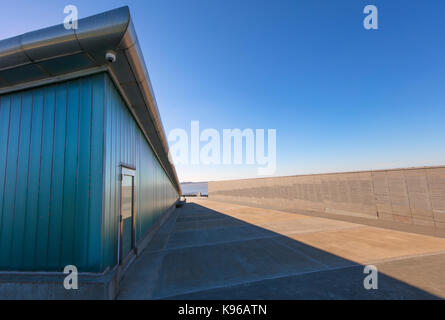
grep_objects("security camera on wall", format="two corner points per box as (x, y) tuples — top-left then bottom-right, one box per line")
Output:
(105, 50), (117, 63)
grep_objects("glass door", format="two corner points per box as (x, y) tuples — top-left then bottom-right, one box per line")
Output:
(119, 166), (135, 264)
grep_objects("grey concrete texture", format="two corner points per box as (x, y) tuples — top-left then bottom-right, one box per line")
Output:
(208, 166), (445, 232)
(117, 199), (445, 300)
(0, 267), (119, 300)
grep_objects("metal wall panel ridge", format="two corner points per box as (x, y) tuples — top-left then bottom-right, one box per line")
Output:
(0, 73), (105, 271)
(101, 74), (178, 270)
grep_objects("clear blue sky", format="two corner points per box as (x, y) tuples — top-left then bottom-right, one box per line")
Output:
(1, 0), (444, 182)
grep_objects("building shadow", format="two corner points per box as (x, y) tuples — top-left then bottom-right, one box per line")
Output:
(119, 201), (442, 300)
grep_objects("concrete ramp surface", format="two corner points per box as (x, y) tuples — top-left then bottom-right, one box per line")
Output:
(118, 199), (445, 299)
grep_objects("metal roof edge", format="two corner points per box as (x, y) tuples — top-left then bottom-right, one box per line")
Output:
(0, 6), (181, 194)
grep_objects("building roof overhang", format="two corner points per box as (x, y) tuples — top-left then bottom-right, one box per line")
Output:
(0, 6), (181, 194)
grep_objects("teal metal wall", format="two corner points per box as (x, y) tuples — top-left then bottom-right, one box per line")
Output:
(0, 72), (178, 272)
(101, 74), (178, 270)
(0, 74), (105, 272)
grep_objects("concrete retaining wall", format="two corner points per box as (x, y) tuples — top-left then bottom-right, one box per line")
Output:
(209, 166), (445, 231)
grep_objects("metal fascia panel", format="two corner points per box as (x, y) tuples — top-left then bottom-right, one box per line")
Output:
(21, 24), (81, 62)
(75, 6), (130, 64)
(0, 35), (30, 70)
(0, 6), (181, 194)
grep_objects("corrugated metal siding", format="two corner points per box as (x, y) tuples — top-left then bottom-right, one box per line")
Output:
(0, 71), (178, 272)
(0, 74), (105, 272)
(102, 74), (178, 269)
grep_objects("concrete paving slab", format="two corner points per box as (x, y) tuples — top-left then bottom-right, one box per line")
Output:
(375, 252), (445, 298)
(165, 262), (440, 300)
(151, 237), (325, 299)
(223, 211), (309, 225)
(178, 209), (222, 218)
(176, 214), (228, 223)
(118, 199), (445, 299)
(271, 237), (357, 269)
(166, 225), (273, 250)
(286, 226), (445, 264)
(117, 250), (166, 299)
(258, 216), (364, 235)
(173, 217), (246, 233)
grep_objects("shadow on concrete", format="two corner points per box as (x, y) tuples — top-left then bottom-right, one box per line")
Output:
(118, 202), (441, 300)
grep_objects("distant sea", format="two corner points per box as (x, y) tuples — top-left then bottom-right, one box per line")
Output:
(180, 182), (208, 195)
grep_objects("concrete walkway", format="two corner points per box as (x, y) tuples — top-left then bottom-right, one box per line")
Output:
(118, 199), (445, 299)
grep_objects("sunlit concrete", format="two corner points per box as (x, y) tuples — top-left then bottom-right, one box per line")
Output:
(118, 198), (445, 299)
